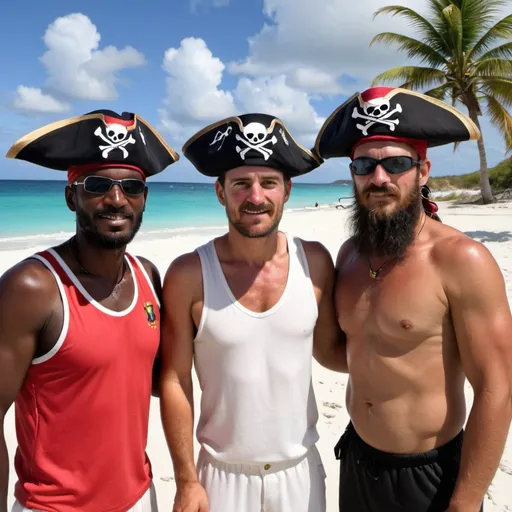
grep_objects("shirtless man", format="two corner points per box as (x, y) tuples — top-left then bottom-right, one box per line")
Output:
(1, 110), (178, 512)
(315, 86), (512, 511)
(159, 114), (345, 512)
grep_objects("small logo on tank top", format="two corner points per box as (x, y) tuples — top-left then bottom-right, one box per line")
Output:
(143, 302), (158, 329)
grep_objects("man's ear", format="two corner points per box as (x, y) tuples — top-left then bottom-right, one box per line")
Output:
(284, 178), (292, 204)
(64, 185), (77, 212)
(419, 159), (431, 187)
(215, 179), (226, 206)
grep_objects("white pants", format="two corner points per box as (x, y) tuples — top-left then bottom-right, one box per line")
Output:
(197, 446), (326, 512)
(12, 482), (158, 512)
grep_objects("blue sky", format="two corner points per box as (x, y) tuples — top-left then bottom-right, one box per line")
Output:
(0, 0), (510, 183)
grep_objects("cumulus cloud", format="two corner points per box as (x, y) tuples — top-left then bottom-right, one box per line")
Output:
(12, 86), (71, 114)
(12, 13), (145, 114)
(228, 0), (426, 93)
(234, 76), (324, 138)
(159, 37), (236, 137)
(159, 38), (324, 144)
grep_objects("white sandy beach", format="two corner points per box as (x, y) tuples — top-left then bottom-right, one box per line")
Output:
(2, 200), (512, 511)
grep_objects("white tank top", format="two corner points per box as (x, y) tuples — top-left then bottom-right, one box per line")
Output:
(194, 233), (320, 464)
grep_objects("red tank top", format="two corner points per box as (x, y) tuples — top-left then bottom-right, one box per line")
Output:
(14, 249), (160, 512)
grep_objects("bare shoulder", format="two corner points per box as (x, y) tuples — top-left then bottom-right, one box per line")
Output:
(335, 236), (357, 269)
(1, 257), (57, 296)
(162, 250), (203, 298)
(430, 224), (502, 292)
(300, 239), (334, 266)
(135, 255), (161, 285)
(299, 239), (335, 291)
(0, 257), (58, 322)
(136, 255), (160, 279)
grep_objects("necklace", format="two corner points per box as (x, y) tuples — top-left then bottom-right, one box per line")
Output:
(368, 214), (427, 279)
(67, 237), (126, 299)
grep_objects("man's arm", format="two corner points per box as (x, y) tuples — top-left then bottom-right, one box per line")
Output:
(0, 261), (56, 512)
(160, 253), (208, 511)
(442, 238), (512, 511)
(137, 256), (163, 397)
(303, 241), (348, 372)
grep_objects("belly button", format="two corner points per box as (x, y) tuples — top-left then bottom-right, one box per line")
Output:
(400, 320), (412, 329)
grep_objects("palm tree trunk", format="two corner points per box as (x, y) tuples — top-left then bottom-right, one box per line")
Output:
(465, 94), (494, 204)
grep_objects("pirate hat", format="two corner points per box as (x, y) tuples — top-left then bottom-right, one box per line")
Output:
(182, 113), (321, 178)
(6, 110), (179, 180)
(314, 87), (480, 160)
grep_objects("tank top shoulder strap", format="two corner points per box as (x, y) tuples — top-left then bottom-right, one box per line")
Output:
(29, 249), (75, 288)
(196, 240), (218, 305)
(282, 233), (317, 311)
(290, 235), (312, 278)
(25, 249), (71, 365)
(195, 239), (234, 313)
(126, 253), (160, 308)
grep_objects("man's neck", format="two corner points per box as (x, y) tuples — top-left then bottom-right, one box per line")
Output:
(224, 229), (285, 267)
(71, 233), (126, 279)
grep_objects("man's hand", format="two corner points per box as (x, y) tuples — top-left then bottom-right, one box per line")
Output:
(173, 481), (209, 512)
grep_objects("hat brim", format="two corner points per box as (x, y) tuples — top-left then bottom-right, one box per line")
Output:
(6, 111), (179, 178)
(183, 115), (321, 178)
(315, 88), (480, 160)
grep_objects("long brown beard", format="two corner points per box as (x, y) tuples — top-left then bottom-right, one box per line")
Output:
(349, 184), (422, 260)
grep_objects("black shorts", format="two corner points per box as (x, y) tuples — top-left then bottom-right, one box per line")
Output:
(334, 422), (483, 512)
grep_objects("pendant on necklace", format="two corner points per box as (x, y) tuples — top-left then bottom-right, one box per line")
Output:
(369, 269), (378, 279)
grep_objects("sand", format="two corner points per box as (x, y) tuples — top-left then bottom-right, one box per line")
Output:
(2, 200), (512, 511)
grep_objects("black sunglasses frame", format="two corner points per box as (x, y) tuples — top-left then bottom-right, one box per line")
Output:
(350, 156), (424, 176)
(72, 176), (146, 197)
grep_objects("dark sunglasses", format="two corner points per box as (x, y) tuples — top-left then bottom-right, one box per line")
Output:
(350, 156), (424, 176)
(72, 176), (146, 196)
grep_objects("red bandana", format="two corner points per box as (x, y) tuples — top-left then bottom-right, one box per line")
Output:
(67, 164), (146, 184)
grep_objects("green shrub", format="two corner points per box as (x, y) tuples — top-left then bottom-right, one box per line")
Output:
(429, 158), (512, 192)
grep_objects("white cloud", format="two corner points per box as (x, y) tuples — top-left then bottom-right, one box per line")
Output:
(234, 75), (324, 138)
(159, 38), (323, 144)
(285, 68), (346, 95)
(11, 13), (146, 113)
(41, 13), (145, 101)
(159, 37), (236, 138)
(12, 86), (71, 114)
(228, 0), (426, 92)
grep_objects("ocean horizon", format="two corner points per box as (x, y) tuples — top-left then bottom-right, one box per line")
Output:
(0, 180), (353, 250)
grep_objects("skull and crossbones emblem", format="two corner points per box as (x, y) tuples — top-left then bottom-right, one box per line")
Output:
(352, 98), (403, 136)
(94, 123), (136, 159)
(235, 122), (278, 161)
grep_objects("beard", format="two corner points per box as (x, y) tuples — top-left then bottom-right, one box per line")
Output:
(76, 206), (143, 249)
(227, 200), (283, 238)
(349, 181), (422, 260)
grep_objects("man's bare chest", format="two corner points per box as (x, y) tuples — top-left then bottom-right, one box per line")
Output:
(336, 257), (448, 351)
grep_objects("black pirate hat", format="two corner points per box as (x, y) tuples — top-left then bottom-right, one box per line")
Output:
(182, 113), (321, 178)
(314, 87), (480, 160)
(6, 110), (179, 179)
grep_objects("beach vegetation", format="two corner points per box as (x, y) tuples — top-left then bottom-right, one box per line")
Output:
(370, 0), (512, 204)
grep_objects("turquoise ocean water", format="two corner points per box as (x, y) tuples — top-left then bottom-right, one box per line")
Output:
(0, 180), (353, 249)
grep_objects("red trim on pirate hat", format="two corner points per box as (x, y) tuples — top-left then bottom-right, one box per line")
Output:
(67, 164), (146, 184)
(351, 136), (428, 160)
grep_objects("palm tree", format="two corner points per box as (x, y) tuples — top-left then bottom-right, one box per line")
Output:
(370, 0), (512, 203)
